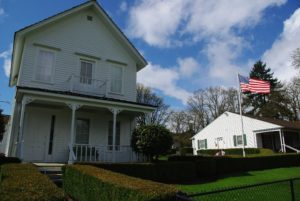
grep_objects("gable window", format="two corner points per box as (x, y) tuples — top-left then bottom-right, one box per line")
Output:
(80, 60), (93, 85)
(198, 139), (207, 149)
(108, 121), (120, 150)
(35, 49), (55, 82)
(110, 65), (123, 94)
(75, 119), (90, 144)
(233, 134), (247, 146)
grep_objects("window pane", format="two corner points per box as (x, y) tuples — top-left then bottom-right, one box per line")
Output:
(36, 50), (54, 82)
(80, 61), (93, 84)
(110, 66), (122, 93)
(75, 119), (90, 144)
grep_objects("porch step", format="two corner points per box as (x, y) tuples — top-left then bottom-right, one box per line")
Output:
(33, 163), (65, 187)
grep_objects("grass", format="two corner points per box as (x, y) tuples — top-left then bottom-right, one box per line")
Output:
(178, 167), (300, 201)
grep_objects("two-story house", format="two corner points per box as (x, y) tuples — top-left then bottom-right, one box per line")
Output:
(4, 1), (155, 164)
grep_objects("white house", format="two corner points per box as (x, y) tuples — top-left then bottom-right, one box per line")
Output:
(192, 112), (300, 155)
(4, 1), (155, 163)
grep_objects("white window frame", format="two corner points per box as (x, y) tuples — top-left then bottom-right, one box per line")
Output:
(109, 64), (124, 95)
(33, 47), (56, 84)
(198, 139), (206, 149)
(79, 59), (95, 85)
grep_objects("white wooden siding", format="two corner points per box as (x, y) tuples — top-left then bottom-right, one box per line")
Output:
(18, 8), (138, 102)
(22, 105), (132, 162)
(192, 112), (282, 153)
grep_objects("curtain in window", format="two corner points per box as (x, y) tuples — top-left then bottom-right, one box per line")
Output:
(36, 50), (54, 82)
(75, 119), (90, 144)
(80, 61), (93, 84)
(110, 65), (122, 93)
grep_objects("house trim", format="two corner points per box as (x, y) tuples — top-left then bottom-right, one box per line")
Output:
(33, 43), (61, 51)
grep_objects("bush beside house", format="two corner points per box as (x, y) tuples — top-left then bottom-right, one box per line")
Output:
(0, 154), (21, 165)
(0, 164), (65, 201)
(63, 165), (178, 201)
(197, 148), (273, 156)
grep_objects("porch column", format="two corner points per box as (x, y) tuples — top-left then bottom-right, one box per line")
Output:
(281, 129), (286, 153)
(109, 108), (121, 163)
(67, 103), (81, 164)
(279, 129), (284, 153)
(18, 96), (34, 160)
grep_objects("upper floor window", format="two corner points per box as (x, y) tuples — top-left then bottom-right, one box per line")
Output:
(80, 60), (93, 85)
(35, 49), (55, 82)
(110, 65), (123, 94)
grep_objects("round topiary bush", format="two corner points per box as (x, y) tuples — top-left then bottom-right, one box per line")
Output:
(131, 125), (173, 161)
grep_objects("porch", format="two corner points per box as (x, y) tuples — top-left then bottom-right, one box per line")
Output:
(256, 128), (300, 153)
(7, 88), (155, 163)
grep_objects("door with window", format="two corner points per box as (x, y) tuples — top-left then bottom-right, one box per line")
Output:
(108, 121), (120, 150)
(76, 60), (94, 93)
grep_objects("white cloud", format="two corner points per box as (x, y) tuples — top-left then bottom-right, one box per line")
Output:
(178, 57), (200, 77)
(263, 8), (300, 81)
(0, 44), (13, 77)
(137, 61), (192, 104)
(0, 8), (4, 16)
(119, 1), (127, 12)
(128, 0), (287, 84)
(127, 0), (187, 47)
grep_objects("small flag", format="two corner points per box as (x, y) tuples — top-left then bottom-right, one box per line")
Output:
(238, 74), (250, 92)
(249, 78), (270, 94)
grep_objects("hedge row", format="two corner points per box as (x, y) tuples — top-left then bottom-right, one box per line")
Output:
(0, 164), (65, 201)
(82, 161), (197, 183)
(63, 165), (178, 201)
(0, 155), (21, 165)
(169, 154), (300, 178)
(197, 148), (258, 156)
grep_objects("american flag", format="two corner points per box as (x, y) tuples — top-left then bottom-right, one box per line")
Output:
(238, 74), (270, 94)
(249, 78), (270, 94)
(238, 74), (250, 92)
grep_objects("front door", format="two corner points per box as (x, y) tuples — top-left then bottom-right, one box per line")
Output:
(44, 115), (56, 162)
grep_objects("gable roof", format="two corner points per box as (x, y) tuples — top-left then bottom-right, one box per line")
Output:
(9, 0), (147, 86)
(193, 111), (300, 138)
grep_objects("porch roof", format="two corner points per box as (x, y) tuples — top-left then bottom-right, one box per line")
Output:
(17, 86), (156, 113)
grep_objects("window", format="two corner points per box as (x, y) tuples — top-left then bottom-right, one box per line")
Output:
(198, 139), (207, 149)
(35, 49), (55, 82)
(80, 60), (93, 85)
(75, 119), (90, 144)
(108, 121), (120, 150)
(233, 134), (247, 146)
(110, 65), (123, 93)
(48, 116), (56, 155)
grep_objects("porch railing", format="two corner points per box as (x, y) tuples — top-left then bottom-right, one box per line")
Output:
(284, 144), (300, 153)
(67, 75), (107, 96)
(72, 144), (146, 163)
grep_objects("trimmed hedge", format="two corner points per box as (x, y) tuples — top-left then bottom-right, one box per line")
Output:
(81, 161), (197, 183)
(169, 154), (300, 179)
(180, 147), (194, 155)
(63, 165), (178, 201)
(197, 148), (272, 156)
(0, 155), (21, 165)
(0, 164), (65, 201)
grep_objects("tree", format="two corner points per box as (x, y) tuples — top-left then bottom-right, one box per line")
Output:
(292, 48), (300, 70)
(136, 84), (171, 126)
(285, 77), (300, 120)
(131, 124), (173, 161)
(243, 60), (293, 120)
(0, 109), (5, 142)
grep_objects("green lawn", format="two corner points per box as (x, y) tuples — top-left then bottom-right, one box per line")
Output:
(178, 167), (300, 201)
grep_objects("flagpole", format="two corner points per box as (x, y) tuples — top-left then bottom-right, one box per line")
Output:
(237, 73), (246, 157)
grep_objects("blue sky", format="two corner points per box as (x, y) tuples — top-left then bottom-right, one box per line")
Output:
(0, 0), (300, 114)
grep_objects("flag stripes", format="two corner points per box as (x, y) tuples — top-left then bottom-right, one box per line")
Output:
(238, 74), (270, 94)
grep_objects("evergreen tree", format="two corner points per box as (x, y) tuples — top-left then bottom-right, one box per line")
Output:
(243, 61), (293, 120)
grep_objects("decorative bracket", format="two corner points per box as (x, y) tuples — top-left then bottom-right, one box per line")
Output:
(108, 108), (122, 115)
(66, 103), (82, 111)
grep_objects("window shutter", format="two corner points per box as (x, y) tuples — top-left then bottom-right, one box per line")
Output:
(205, 139), (207, 149)
(243, 134), (247, 146)
(233, 135), (237, 146)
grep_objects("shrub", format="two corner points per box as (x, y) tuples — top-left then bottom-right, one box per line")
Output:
(0, 164), (65, 201)
(169, 154), (300, 179)
(197, 148), (272, 156)
(63, 165), (178, 201)
(131, 125), (173, 161)
(0, 155), (21, 165)
(81, 161), (197, 183)
(179, 147), (194, 155)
